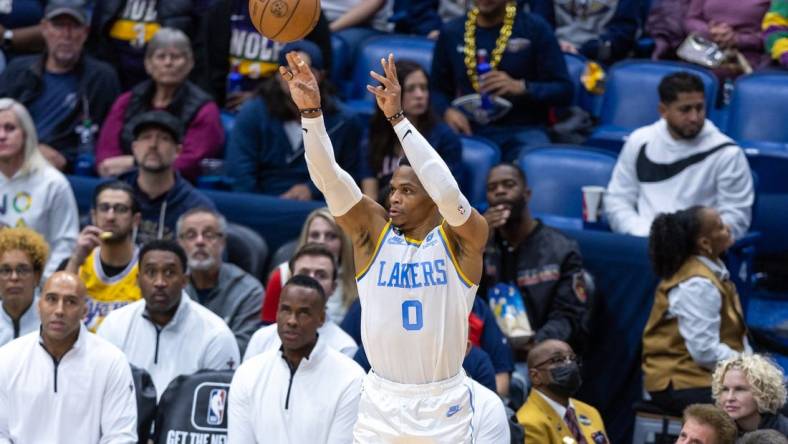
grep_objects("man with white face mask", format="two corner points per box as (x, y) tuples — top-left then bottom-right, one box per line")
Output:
(177, 207), (263, 355)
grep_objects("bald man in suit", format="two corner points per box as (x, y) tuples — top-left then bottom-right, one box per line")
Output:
(516, 339), (608, 443)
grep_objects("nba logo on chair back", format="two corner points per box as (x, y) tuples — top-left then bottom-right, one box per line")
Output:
(191, 382), (231, 431)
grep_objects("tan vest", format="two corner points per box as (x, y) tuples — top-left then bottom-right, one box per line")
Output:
(642, 257), (746, 391)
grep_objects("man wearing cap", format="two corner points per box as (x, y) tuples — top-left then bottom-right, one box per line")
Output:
(226, 40), (361, 200)
(0, 0), (121, 173)
(119, 110), (216, 244)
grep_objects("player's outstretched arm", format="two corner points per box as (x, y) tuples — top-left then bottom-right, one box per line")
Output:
(367, 54), (489, 283)
(279, 52), (388, 268)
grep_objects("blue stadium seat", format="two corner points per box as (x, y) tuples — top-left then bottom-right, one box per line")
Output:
(517, 145), (617, 218)
(330, 33), (351, 90)
(587, 60), (718, 151)
(726, 72), (788, 151)
(344, 35), (435, 118)
(562, 52), (602, 116)
(460, 136), (501, 208)
(744, 148), (788, 254)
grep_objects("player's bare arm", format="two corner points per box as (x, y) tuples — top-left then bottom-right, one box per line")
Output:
(279, 52), (388, 271)
(368, 54), (489, 283)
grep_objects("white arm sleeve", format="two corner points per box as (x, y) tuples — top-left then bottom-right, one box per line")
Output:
(392, 118), (471, 227)
(715, 147), (754, 240)
(302, 115), (362, 217)
(668, 278), (740, 369)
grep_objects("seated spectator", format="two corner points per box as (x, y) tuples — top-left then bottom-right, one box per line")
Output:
(678, 404), (738, 444)
(261, 208), (357, 325)
(605, 72), (754, 240)
(517, 339), (609, 443)
(642, 206), (751, 416)
(646, 0), (692, 60)
(227, 40), (361, 199)
(323, 0), (391, 57)
(712, 354), (788, 436)
(88, 0), (212, 89)
(361, 60), (462, 204)
(763, 0), (788, 68)
(199, 0), (332, 110)
(228, 275), (365, 443)
(0, 227), (48, 346)
(246, 243), (358, 360)
(431, 0), (573, 162)
(528, 0), (639, 64)
(63, 181), (142, 332)
(0, 1), (121, 173)
(482, 164), (588, 358)
(97, 240), (239, 399)
(0, 98), (78, 278)
(685, 0), (771, 77)
(740, 429), (788, 444)
(0, 272), (138, 443)
(116, 110), (216, 244)
(96, 28), (223, 182)
(0, 0), (45, 59)
(389, 0), (442, 37)
(177, 207), (263, 355)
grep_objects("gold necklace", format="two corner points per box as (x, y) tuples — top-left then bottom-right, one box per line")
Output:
(464, 2), (517, 92)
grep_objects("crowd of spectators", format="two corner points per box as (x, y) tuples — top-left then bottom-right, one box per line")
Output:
(1, 0), (787, 442)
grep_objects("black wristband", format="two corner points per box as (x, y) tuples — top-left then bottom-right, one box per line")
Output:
(386, 110), (405, 122)
(299, 108), (321, 116)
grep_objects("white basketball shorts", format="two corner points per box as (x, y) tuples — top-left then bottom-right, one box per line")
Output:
(353, 370), (476, 444)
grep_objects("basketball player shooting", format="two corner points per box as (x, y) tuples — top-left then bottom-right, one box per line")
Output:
(279, 51), (489, 442)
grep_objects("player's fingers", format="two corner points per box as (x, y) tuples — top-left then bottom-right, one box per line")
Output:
(370, 70), (395, 90)
(388, 53), (398, 82)
(366, 84), (388, 98)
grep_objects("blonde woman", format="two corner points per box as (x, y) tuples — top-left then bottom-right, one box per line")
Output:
(713, 354), (788, 436)
(260, 208), (357, 324)
(0, 98), (78, 279)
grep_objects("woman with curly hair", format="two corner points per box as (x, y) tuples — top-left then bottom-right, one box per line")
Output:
(642, 206), (751, 415)
(0, 227), (49, 346)
(713, 354), (788, 436)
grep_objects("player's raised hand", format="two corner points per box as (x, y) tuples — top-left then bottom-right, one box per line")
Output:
(367, 53), (402, 119)
(279, 51), (321, 111)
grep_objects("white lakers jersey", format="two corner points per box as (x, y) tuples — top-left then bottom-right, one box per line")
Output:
(356, 221), (477, 385)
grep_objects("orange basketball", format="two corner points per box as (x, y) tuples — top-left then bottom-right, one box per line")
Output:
(248, 0), (321, 43)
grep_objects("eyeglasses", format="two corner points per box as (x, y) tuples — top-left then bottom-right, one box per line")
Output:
(179, 230), (223, 242)
(0, 265), (34, 279)
(532, 354), (580, 369)
(96, 203), (131, 214)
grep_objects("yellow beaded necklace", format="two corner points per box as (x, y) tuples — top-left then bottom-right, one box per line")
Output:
(463, 2), (517, 92)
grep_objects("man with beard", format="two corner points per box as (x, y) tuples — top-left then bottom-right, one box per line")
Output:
(482, 163), (588, 361)
(98, 240), (239, 400)
(605, 72), (754, 240)
(120, 110), (215, 244)
(63, 181), (142, 332)
(517, 339), (609, 443)
(0, 0), (121, 173)
(177, 207), (263, 355)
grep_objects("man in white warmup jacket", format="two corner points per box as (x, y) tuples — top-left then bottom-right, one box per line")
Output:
(229, 275), (365, 444)
(98, 240), (239, 400)
(244, 243), (358, 361)
(0, 272), (137, 443)
(605, 72), (753, 240)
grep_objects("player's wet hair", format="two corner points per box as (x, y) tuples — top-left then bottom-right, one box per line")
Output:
(648, 206), (705, 279)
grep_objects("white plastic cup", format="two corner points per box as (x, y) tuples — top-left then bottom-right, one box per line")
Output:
(582, 186), (606, 222)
